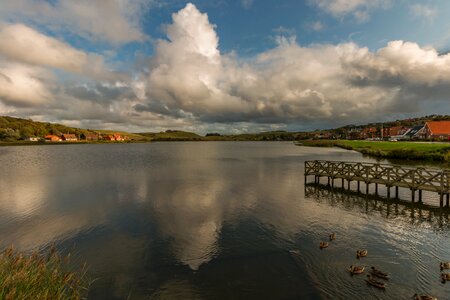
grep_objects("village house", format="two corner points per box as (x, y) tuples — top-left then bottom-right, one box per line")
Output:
(359, 127), (378, 139)
(103, 134), (127, 141)
(403, 125), (426, 140)
(113, 134), (124, 141)
(104, 135), (116, 141)
(61, 134), (78, 141)
(423, 121), (450, 140)
(81, 133), (100, 141)
(382, 126), (410, 138)
(45, 135), (62, 142)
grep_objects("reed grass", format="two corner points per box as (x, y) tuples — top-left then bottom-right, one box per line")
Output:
(0, 246), (88, 300)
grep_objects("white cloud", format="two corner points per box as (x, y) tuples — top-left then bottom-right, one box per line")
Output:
(311, 0), (390, 21)
(410, 4), (437, 20)
(0, 24), (107, 77)
(2, 3), (450, 132)
(0, 62), (53, 106)
(134, 3), (450, 127)
(0, 0), (152, 44)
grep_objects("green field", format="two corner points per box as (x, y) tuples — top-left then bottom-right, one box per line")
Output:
(299, 140), (450, 161)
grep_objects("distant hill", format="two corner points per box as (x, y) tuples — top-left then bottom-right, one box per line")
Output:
(2, 114), (449, 144)
(138, 130), (204, 141)
(0, 116), (148, 142)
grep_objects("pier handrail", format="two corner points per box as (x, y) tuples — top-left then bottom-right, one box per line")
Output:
(305, 160), (450, 198)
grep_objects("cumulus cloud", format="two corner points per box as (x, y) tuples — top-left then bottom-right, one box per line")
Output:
(311, 0), (390, 22)
(121, 3), (450, 129)
(2, 3), (450, 132)
(0, 62), (53, 106)
(0, 0), (152, 44)
(0, 24), (109, 78)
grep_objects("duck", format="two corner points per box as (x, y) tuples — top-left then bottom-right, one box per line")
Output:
(356, 249), (368, 258)
(348, 265), (365, 274)
(319, 242), (329, 249)
(441, 273), (450, 282)
(440, 262), (450, 270)
(365, 275), (386, 289)
(413, 294), (438, 300)
(329, 233), (336, 241)
(370, 266), (390, 280)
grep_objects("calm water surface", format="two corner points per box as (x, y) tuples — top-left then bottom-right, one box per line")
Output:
(0, 142), (449, 299)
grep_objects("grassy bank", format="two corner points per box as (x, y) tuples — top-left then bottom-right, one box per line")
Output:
(0, 246), (88, 299)
(298, 140), (450, 162)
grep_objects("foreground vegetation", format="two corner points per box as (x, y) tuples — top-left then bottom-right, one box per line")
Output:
(299, 140), (450, 161)
(0, 246), (88, 299)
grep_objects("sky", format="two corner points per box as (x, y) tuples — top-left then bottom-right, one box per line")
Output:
(0, 0), (450, 133)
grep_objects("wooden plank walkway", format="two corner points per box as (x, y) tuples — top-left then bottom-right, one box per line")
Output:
(304, 160), (450, 206)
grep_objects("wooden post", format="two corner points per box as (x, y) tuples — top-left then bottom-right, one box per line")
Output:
(341, 178), (344, 188)
(395, 186), (399, 198)
(440, 193), (444, 207)
(387, 186), (391, 199)
(411, 189), (415, 202)
(331, 178), (335, 188)
(357, 181), (360, 192)
(418, 190), (422, 202)
(366, 182), (369, 194)
(447, 194), (450, 207)
(375, 183), (378, 195)
(347, 180), (351, 190)
(327, 177), (330, 186)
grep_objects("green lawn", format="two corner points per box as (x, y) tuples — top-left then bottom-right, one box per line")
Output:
(338, 140), (450, 152)
(299, 140), (450, 161)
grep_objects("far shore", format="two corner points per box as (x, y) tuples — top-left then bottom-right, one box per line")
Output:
(3, 139), (450, 164)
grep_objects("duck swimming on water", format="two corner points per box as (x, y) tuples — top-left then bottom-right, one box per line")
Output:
(319, 242), (329, 249)
(348, 265), (365, 274)
(365, 275), (386, 289)
(356, 249), (368, 258)
(413, 294), (438, 300)
(370, 266), (389, 280)
(440, 262), (450, 270)
(329, 233), (336, 241)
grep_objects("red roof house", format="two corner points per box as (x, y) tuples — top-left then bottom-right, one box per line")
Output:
(45, 135), (62, 142)
(382, 126), (410, 138)
(359, 127), (378, 139)
(61, 134), (78, 141)
(424, 121), (450, 139)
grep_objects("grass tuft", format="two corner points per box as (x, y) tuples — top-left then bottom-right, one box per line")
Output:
(0, 246), (89, 300)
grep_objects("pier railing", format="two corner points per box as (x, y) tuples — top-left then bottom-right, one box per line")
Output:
(304, 160), (450, 206)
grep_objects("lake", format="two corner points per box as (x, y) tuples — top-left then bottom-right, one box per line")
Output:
(0, 142), (449, 299)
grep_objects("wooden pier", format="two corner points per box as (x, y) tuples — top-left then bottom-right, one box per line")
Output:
(304, 160), (450, 207)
